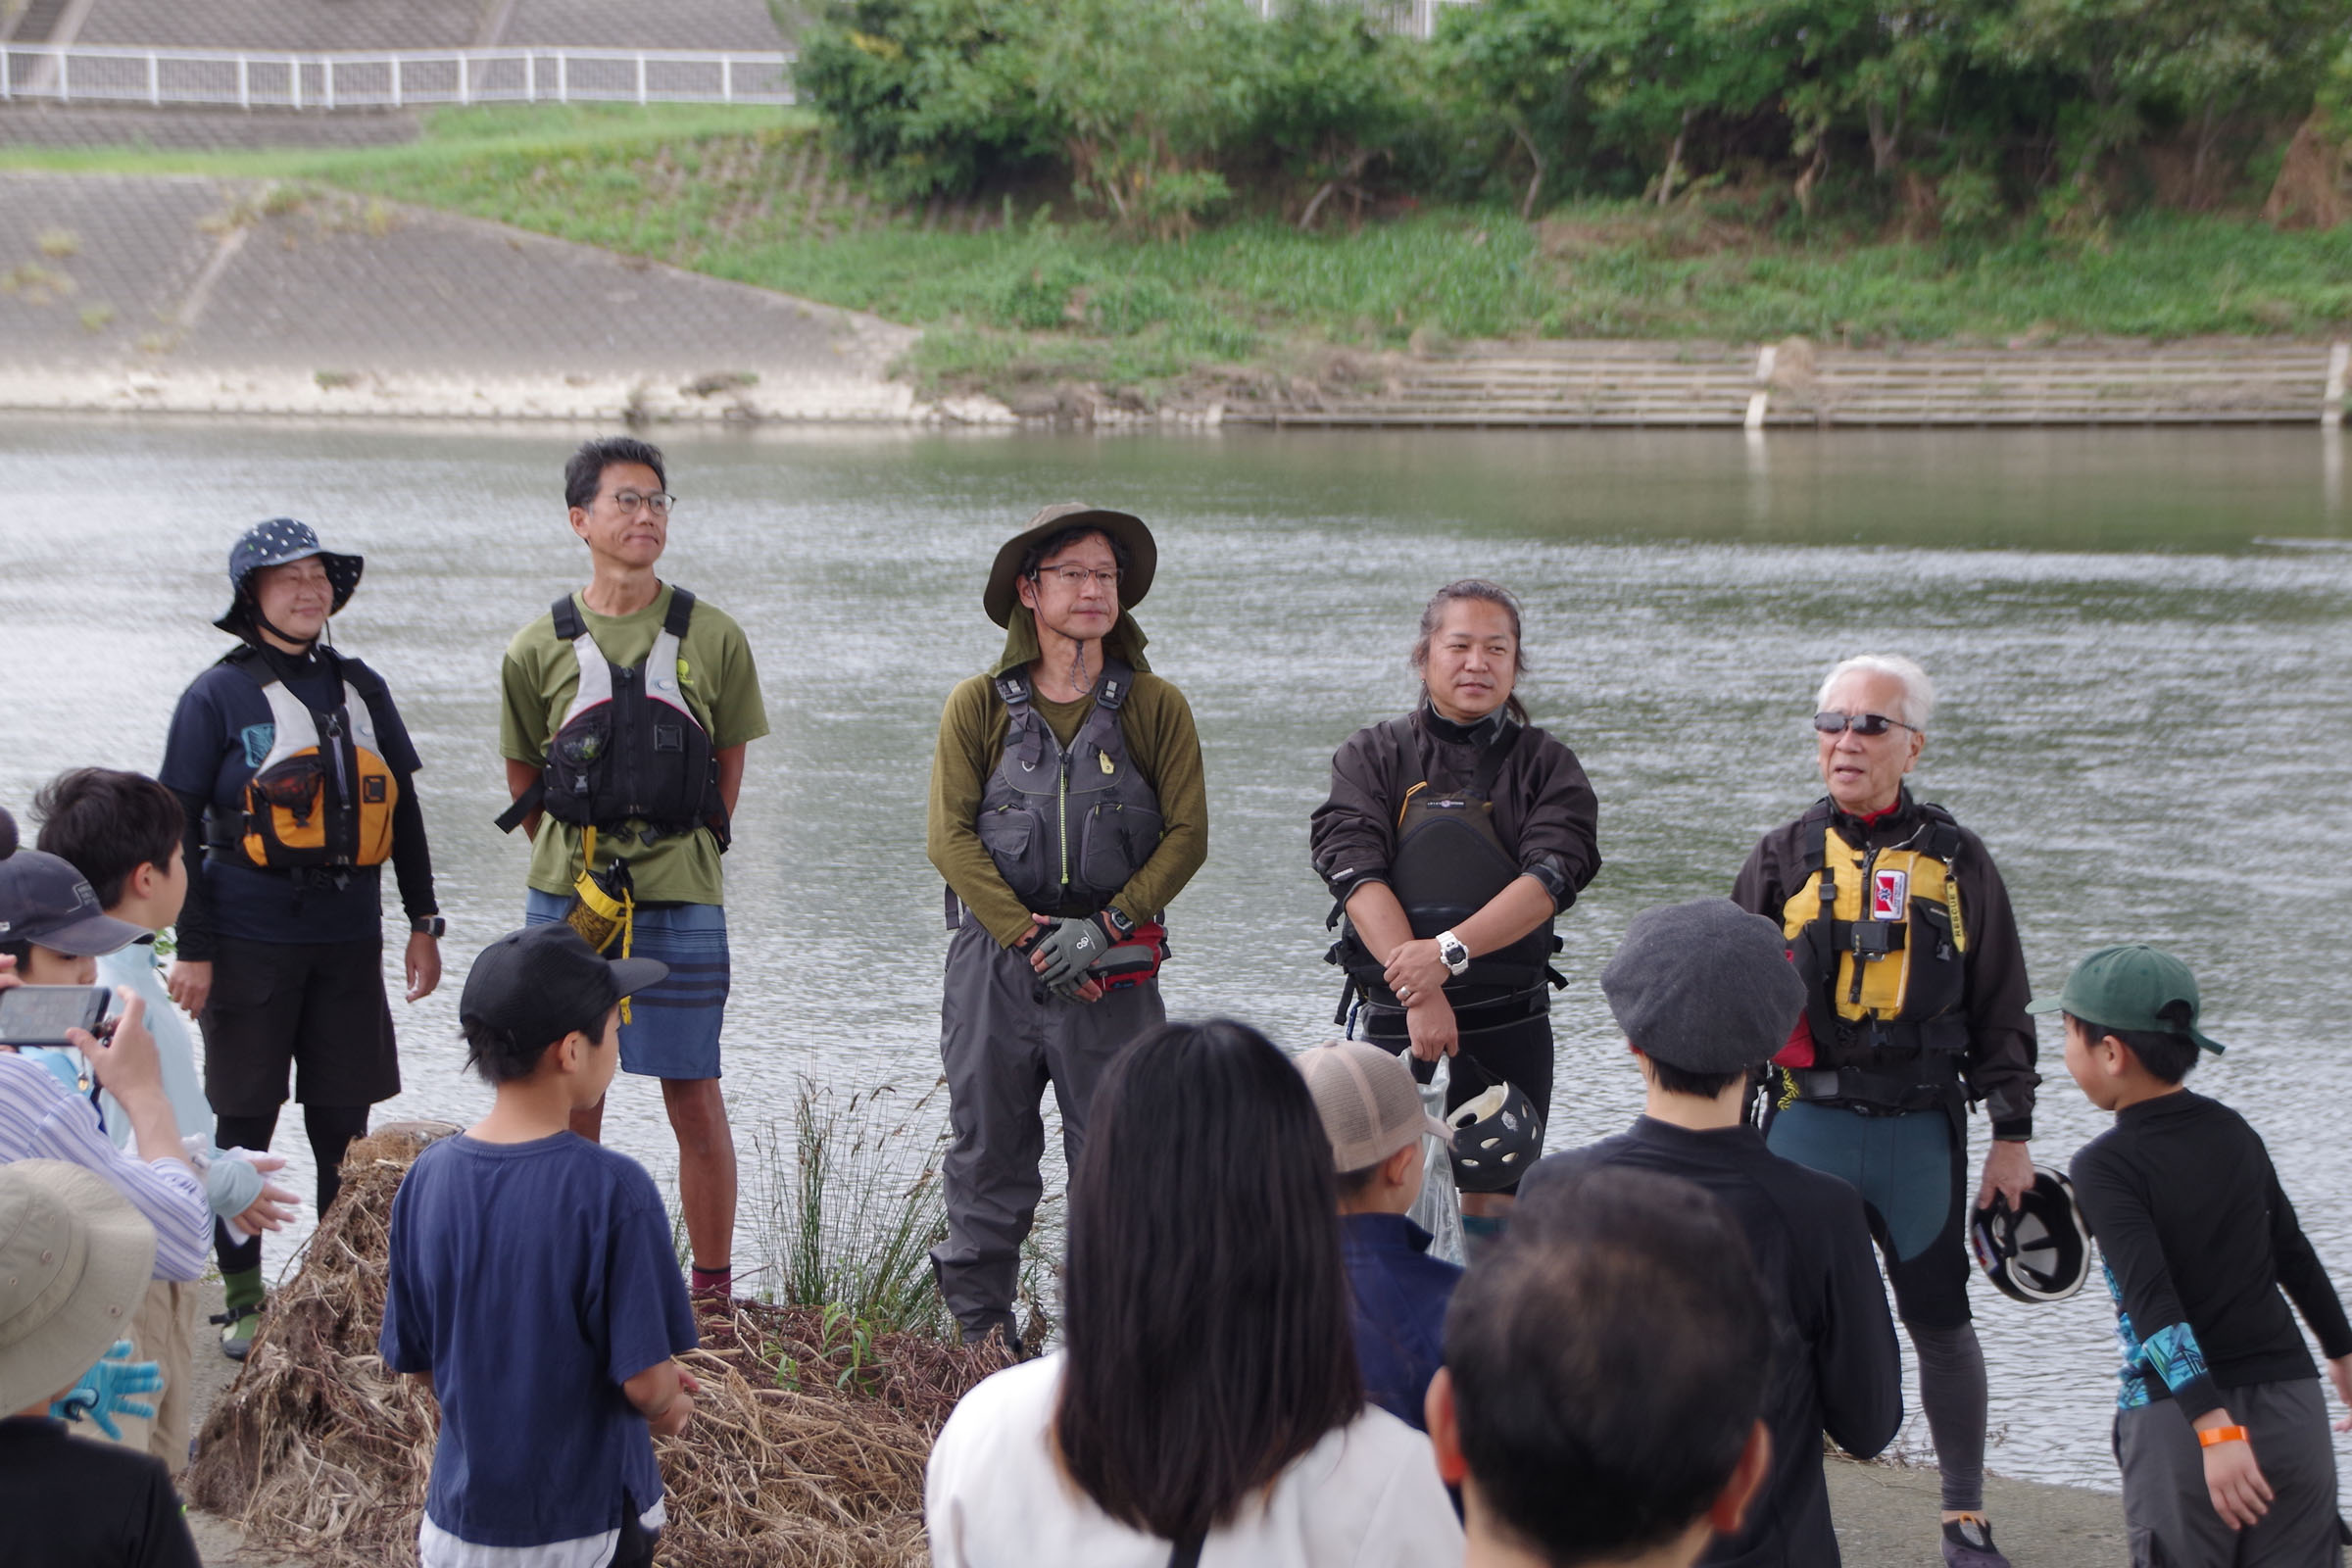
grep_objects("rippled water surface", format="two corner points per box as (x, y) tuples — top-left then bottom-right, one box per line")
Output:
(4, 418), (2351, 1496)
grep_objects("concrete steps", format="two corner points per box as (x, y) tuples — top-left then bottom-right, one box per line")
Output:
(1231, 340), (2350, 427)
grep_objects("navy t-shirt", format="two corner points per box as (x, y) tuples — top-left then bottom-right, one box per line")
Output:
(158, 651), (421, 946)
(380, 1132), (698, 1548)
(1341, 1211), (1462, 1432)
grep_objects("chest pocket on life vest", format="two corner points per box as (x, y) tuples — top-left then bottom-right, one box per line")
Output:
(1783, 812), (1967, 1028)
(239, 673), (398, 870)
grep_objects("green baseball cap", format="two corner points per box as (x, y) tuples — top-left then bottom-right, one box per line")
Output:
(2025, 944), (2226, 1055)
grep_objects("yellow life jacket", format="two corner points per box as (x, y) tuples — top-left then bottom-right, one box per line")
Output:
(234, 662), (398, 871)
(1780, 800), (1969, 1059)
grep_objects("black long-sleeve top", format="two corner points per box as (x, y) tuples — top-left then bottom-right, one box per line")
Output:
(1309, 704), (1601, 911)
(1731, 788), (2038, 1139)
(2071, 1090), (2352, 1420)
(160, 646), (436, 961)
(1521, 1119), (1902, 1568)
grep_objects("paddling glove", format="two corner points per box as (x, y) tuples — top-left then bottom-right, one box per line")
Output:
(52, 1340), (164, 1441)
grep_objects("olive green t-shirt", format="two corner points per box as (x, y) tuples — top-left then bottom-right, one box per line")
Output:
(500, 585), (769, 905)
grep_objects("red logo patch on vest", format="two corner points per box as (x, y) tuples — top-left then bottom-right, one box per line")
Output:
(1871, 868), (1909, 921)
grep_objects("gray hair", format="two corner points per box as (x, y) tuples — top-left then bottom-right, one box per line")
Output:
(1815, 654), (1935, 730)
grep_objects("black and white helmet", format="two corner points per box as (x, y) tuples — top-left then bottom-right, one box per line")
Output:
(1444, 1054), (1544, 1194)
(1971, 1166), (2092, 1304)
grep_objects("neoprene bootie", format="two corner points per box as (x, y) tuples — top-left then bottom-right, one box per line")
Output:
(213, 1267), (264, 1361)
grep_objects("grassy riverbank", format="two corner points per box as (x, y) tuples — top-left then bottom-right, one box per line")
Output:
(10, 106), (2352, 401)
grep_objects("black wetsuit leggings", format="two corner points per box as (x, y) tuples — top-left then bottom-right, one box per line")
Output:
(213, 1103), (371, 1275)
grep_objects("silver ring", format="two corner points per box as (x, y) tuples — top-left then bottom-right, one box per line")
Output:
(1399, 985), (1412, 1002)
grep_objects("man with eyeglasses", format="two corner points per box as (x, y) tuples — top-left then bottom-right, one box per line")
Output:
(924, 504), (1207, 1350)
(1731, 653), (2036, 1568)
(496, 434), (768, 1307)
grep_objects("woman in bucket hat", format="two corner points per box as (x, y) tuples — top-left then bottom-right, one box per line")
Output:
(0, 1158), (202, 1567)
(157, 518), (445, 1360)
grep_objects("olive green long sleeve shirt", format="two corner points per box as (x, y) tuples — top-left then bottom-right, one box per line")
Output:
(927, 613), (1208, 949)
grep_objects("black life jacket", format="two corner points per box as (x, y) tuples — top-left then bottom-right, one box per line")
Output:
(1332, 712), (1560, 1012)
(1780, 796), (1971, 1071)
(495, 589), (726, 848)
(968, 660), (1163, 918)
(208, 647), (398, 874)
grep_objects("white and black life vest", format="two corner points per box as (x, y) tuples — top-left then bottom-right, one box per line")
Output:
(495, 589), (725, 847)
(211, 650), (398, 873)
(972, 660), (1163, 915)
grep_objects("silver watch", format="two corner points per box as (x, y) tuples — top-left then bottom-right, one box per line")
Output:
(1435, 929), (1470, 976)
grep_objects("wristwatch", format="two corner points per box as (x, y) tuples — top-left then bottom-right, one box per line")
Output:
(1435, 929), (1470, 976)
(410, 915), (446, 938)
(1102, 906), (1136, 940)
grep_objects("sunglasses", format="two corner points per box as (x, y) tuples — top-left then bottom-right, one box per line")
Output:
(1813, 710), (1920, 737)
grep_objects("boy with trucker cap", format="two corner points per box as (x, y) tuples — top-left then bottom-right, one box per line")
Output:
(2044, 944), (2352, 1568)
(1297, 1039), (1460, 1432)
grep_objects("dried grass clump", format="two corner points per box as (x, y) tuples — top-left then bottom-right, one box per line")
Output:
(184, 1126), (443, 1565)
(186, 1125), (1010, 1568)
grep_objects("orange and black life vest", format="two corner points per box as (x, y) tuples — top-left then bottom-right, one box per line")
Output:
(217, 650), (398, 872)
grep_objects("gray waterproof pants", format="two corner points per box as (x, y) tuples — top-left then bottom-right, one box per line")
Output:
(930, 918), (1166, 1341)
(2117, 1378), (2347, 1567)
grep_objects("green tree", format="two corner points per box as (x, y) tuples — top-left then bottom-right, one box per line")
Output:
(791, 0), (1057, 200)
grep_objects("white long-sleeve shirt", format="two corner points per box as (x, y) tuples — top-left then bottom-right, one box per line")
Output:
(925, 1355), (1463, 1568)
(0, 1051), (209, 1280)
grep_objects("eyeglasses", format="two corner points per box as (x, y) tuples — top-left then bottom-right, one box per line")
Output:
(1813, 710), (1921, 738)
(1031, 564), (1121, 592)
(608, 489), (675, 515)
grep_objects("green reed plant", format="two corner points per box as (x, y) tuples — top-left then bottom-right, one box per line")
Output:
(749, 1081), (956, 1340)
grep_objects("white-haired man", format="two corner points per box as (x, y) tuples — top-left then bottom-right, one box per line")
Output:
(1732, 654), (2036, 1568)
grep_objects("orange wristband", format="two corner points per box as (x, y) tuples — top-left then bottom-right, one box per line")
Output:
(2197, 1425), (2249, 1448)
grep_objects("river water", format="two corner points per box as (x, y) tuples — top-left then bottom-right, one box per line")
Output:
(3, 416), (2350, 1497)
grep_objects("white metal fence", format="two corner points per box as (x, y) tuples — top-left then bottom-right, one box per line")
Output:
(0, 45), (793, 110)
(1250, 0), (1480, 37)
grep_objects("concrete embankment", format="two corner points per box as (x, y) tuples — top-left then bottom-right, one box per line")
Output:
(0, 170), (1009, 425)
(173, 1265), (2128, 1568)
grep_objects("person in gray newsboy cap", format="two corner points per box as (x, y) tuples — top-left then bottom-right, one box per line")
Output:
(1513, 898), (1902, 1568)
(1598, 897), (1807, 1074)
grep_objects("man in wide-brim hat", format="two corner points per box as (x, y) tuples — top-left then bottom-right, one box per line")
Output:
(924, 503), (1207, 1348)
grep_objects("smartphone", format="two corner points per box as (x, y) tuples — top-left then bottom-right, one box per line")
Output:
(0, 985), (112, 1049)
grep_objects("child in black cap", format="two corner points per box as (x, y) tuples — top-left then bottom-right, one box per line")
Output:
(2042, 944), (2352, 1568)
(379, 925), (699, 1568)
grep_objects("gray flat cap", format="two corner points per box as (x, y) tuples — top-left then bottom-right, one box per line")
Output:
(1601, 899), (1806, 1074)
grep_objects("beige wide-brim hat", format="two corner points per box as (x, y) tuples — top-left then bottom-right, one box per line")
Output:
(982, 503), (1157, 627)
(0, 1160), (155, 1414)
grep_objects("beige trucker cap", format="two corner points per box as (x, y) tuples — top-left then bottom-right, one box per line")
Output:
(1297, 1040), (1454, 1175)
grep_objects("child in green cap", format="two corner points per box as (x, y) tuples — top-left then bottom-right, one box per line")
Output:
(2038, 944), (2352, 1567)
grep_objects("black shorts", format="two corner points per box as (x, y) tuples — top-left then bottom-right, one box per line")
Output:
(199, 935), (400, 1116)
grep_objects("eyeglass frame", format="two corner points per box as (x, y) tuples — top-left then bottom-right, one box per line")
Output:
(604, 488), (677, 515)
(1027, 564), (1123, 593)
(1812, 710), (1921, 738)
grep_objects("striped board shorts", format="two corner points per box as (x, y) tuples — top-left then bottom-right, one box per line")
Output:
(523, 890), (731, 1081)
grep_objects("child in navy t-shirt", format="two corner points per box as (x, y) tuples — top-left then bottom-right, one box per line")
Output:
(381, 925), (698, 1568)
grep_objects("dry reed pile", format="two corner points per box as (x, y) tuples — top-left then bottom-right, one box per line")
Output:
(186, 1126), (1007, 1568)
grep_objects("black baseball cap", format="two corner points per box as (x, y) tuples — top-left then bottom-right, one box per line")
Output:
(0, 841), (149, 958)
(461, 925), (666, 1043)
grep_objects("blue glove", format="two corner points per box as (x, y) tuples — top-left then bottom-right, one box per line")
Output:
(52, 1340), (163, 1441)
